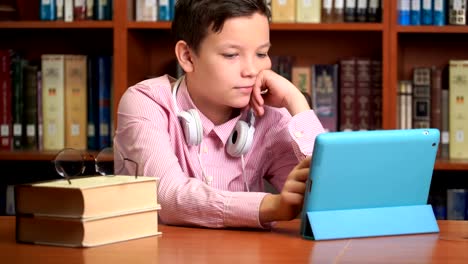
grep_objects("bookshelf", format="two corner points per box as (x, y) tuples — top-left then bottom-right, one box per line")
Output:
(0, 1), (467, 172)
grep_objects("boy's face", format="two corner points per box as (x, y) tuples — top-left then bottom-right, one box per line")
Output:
(188, 12), (271, 116)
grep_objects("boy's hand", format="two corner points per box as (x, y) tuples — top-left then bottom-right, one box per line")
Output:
(259, 156), (311, 223)
(250, 69), (310, 117)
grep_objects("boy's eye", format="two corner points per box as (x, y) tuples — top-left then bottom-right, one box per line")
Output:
(257, 53), (268, 58)
(222, 53), (238, 59)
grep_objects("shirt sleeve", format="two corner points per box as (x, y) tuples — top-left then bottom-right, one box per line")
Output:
(114, 83), (269, 229)
(288, 110), (326, 160)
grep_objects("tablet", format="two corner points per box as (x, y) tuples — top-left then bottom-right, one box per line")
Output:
(300, 129), (440, 240)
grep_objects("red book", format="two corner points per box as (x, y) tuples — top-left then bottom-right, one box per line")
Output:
(0, 50), (12, 150)
(74, 0), (86, 20)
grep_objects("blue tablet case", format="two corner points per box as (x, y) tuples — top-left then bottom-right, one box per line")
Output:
(300, 129), (440, 240)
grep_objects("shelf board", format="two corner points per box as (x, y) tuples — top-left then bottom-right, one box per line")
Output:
(0, 21), (114, 29)
(126, 21), (384, 31)
(0, 151), (59, 161)
(396, 25), (468, 34)
(434, 159), (468, 171)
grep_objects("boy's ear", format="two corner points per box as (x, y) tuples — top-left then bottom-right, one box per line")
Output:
(175, 40), (194, 73)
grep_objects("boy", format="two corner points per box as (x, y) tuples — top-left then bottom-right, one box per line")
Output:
(114, 0), (324, 228)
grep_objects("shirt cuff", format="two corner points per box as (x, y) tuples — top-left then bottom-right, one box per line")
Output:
(223, 192), (270, 229)
(288, 110), (325, 159)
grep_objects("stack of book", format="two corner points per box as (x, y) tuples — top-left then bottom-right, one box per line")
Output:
(14, 175), (161, 247)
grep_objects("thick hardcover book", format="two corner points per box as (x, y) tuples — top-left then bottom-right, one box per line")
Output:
(56, 0), (64, 20)
(15, 175), (159, 218)
(410, 0), (421, 25)
(367, 0), (381, 22)
(440, 83), (449, 159)
(421, 0), (433, 25)
(446, 189), (467, 220)
(271, 0), (296, 22)
(333, 0), (345, 22)
(412, 67), (431, 128)
(339, 58), (357, 131)
(64, 55), (87, 150)
(41, 54), (65, 150)
(87, 57), (98, 150)
(296, 0), (321, 23)
(0, 50), (12, 150)
(36, 71), (43, 151)
(16, 206), (161, 247)
(86, 0), (94, 20)
(344, 0), (356, 22)
(312, 64), (339, 132)
(23, 64), (39, 150)
(356, 58), (371, 130)
(64, 0), (73, 22)
(40, 0), (57, 21)
(449, 60), (468, 159)
(448, 0), (466, 25)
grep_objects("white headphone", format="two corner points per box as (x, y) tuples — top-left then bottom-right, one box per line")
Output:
(172, 76), (255, 157)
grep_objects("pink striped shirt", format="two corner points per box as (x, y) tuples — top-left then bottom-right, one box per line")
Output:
(114, 75), (324, 228)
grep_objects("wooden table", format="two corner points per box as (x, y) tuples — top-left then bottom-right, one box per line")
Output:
(1, 217), (467, 263)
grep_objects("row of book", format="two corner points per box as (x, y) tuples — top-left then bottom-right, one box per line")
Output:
(135, 0), (175, 22)
(396, 61), (468, 160)
(272, 56), (382, 132)
(39, 0), (112, 21)
(0, 51), (113, 151)
(398, 0), (466, 26)
(269, 0), (382, 23)
(430, 188), (468, 220)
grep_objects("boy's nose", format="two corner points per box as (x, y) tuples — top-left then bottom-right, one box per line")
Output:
(241, 59), (258, 77)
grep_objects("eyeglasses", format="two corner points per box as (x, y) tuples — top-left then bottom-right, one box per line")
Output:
(53, 147), (139, 184)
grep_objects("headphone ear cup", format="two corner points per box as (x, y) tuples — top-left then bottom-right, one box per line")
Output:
(226, 120), (254, 157)
(178, 109), (203, 146)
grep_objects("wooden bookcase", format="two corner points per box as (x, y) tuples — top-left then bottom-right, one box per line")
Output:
(0, 0), (467, 173)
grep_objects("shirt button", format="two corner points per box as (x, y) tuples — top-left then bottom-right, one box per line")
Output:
(294, 131), (304, 138)
(203, 146), (208, 153)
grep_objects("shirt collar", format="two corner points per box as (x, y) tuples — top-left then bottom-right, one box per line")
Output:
(176, 77), (249, 146)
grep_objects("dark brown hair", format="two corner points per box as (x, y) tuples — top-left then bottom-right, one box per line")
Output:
(172, 0), (271, 54)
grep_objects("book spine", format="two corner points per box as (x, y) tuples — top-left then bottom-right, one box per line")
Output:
(344, 0), (357, 22)
(64, 55), (88, 150)
(136, 0), (158, 21)
(322, 0), (334, 23)
(448, 0), (466, 25)
(86, 0), (94, 20)
(271, 0), (296, 22)
(37, 71), (43, 151)
(64, 0), (73, 22)
(334, 0), (345, 22)
(95, 0), (113, 20)
(41, 54), (65, 150)
(339, 58), (357, 131)
(430, 66), (442, 157)
(356, 0), (368, 22)
(421, 0), (433, 25)
(56, 0), (64, 20)
(399, 0), (411, 25)
(410, 0), (421, 25)
(412, 67), (431, 128)
(441, 82), (449, 159)
(97, 55), (112, 149)
(449, 60), (468, 159)
(23, 65), (39, 150)
(367, 0), (381, 22)
(429, 191), (447, 220)
(0, 50), (12, 150)
(297, 0), (321, 23)
(312, 64), (339, 132)
(11, 55), (25, 150)
(370, 60), (382, 130)
(73, 0), (86, 20)
(356, 58), (372, 130)
(433, 0), (446, 26)
(291, 66), (312, 98)
(40, 0), (57, 21)
(158, 0), (174, 21)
